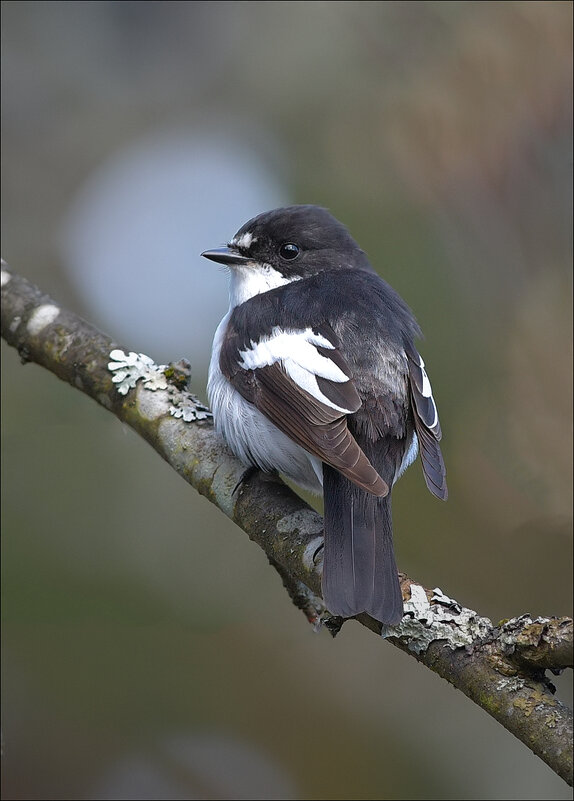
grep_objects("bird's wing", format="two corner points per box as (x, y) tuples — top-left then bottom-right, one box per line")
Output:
(220, 320), (389, 497)
(405, 341), (448, 500)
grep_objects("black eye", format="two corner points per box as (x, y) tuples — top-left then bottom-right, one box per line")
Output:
(279, 242), (300, 260)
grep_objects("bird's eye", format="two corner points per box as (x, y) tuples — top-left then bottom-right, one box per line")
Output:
(279, 242), (300, 260)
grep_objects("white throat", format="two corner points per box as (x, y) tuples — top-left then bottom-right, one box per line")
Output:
(228, 262), (299, 308)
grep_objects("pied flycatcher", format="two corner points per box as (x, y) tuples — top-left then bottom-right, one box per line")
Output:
(202, 205), (447, 625)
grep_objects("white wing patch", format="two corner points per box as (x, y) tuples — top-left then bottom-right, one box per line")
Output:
(418, 354), (433, 398)
(239, 327), (355, 413)
(417, 354), (438, 429)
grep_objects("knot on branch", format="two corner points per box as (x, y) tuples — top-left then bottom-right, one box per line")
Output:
(498, 615), (573, 674)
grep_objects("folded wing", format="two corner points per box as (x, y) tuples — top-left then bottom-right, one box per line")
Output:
(220, 321), (389, 497)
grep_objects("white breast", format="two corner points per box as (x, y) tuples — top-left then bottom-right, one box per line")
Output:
(207, 313), (324, 494)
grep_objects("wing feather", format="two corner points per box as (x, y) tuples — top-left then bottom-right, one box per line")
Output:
(405, 342), (448, 500)
(221, 323), (389, 497)
(256, 363), (388, 496)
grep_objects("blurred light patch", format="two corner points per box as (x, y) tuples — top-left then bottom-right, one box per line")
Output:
(87, 734), (297, 800)
(59, 126), (288, 369)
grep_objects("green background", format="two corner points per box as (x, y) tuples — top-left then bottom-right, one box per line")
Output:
(2, 2), (572, 799)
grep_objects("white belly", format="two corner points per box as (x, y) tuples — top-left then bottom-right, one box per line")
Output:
(207, 314), (323, 494)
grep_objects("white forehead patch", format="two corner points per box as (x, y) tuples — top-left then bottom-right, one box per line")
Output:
(232, 231), (256, 250)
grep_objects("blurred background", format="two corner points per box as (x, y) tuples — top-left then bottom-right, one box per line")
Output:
(1, 2), (572, 799)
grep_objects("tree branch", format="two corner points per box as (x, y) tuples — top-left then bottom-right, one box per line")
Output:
(1, 263), (572, 785)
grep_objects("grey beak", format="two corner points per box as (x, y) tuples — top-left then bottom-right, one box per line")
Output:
(201, 247), (251, 266)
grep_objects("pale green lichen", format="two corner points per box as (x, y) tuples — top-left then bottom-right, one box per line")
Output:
(108, 348), (211, 422)
(382, 583), (493, 652)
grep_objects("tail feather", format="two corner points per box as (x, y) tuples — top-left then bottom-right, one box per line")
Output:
(322, 464), (403, 624)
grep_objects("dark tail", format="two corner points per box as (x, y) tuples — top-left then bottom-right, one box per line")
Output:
(322, 464), (403, 625)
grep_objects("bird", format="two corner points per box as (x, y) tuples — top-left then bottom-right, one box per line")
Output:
(202, 205), (447, 625)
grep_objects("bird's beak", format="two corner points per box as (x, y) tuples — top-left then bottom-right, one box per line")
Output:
(201, 247), (251, 266)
